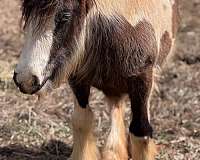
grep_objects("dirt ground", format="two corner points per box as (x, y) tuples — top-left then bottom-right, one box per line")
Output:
(0, 0), (199, 160)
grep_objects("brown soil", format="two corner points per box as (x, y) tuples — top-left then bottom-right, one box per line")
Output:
(0, 0), (199, 159)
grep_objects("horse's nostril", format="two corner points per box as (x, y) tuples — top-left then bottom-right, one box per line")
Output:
(13, 72), (40, 87)
(32, 75), (40, 87)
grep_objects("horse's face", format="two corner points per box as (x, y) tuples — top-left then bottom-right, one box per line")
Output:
(14, 0), (88, 95)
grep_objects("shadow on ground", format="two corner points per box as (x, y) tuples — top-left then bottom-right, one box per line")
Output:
(0, 140), (72, 160)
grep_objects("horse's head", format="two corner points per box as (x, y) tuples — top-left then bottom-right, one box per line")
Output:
(14, 0), (91, 95)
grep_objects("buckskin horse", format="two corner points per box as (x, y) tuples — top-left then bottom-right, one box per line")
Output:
(13, 0), (179, 159)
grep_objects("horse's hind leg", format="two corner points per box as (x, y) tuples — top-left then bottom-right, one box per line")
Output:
(102, 97), (128, 160)
(128, 68), (157, 160)
(70, 82), (100, 160)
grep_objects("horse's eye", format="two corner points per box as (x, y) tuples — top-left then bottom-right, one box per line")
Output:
(55, 10), (72, 26)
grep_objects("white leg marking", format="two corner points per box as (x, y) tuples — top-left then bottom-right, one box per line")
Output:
(72, 98), (100, 160)
(103, 97), (128, 160)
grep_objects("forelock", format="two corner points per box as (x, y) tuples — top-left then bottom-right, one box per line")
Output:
(21, 0), (59, 31)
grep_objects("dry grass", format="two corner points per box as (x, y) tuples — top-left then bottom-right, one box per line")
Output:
(0, 0), (200, 159)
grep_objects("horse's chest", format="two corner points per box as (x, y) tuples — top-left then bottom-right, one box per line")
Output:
(90, 70), (129, 97)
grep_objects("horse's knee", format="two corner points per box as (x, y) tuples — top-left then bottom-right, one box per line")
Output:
(129, 119), (153, 138)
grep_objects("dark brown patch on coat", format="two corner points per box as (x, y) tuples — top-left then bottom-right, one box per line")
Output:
(172, 0), (180, 37)
(71, 15), (157, 97)
(69, 15), (156, 136)
(157, 31), (172, 65)
(69, 79), (90, 108)
(128, 68), (153, 137)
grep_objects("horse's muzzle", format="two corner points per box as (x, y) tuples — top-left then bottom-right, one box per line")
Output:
(13, 72), (46, 95)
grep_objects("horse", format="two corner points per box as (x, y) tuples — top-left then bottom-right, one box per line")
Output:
(13, 0), (179, 159)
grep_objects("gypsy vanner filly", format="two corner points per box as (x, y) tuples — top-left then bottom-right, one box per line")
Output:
(13, 0), (179, 159)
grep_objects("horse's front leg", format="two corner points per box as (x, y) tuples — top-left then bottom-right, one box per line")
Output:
(128, 68), (157, 160)
(70, 82), (100, 160)
(102, 97), (128, 160)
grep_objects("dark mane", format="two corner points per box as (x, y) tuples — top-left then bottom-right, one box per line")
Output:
(21, 0), (58, 31)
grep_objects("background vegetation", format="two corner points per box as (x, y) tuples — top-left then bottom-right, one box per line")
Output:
(0, 0), (199, 159)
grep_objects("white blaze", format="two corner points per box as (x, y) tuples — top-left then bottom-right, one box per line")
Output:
(15, 22), (54, 84)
